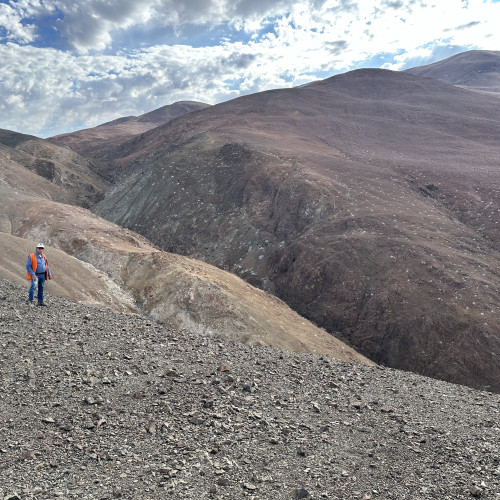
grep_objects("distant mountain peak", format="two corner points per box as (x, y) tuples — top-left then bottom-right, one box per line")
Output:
(49, 100), (211, 161)
(405, 49), (500, 92)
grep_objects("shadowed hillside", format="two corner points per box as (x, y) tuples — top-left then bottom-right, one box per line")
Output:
(88, 67), (500, 391)
(0, 135), (368, 364)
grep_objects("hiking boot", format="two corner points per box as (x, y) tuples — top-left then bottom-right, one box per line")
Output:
(37, 301), (47, 307)
(27, 300), (34, 306)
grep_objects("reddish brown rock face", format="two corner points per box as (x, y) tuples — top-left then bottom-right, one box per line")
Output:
(89, 68), (500, 391)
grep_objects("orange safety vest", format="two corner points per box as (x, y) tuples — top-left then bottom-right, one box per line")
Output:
(26, 253), (50, 280)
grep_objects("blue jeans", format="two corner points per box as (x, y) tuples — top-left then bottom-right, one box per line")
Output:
(29, 274), (46, 302)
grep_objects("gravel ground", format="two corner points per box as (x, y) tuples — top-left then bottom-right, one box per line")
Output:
(0, 279), (499, 499)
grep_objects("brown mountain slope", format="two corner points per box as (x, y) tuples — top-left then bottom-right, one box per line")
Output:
(405, 49), (500, 92)
(93, 67), (500, 391)
(48, 101), (210, 166)
(0, 146), (369, 365)
(0, 129), (108, 207)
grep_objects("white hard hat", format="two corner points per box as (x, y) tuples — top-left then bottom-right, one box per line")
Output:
(36, 243), (45, 248)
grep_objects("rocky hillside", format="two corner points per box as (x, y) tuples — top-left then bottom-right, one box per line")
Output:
(0, 278), (498, 499)
(87, 67), (500, 391)
(0, 129), (108, 207)
(49, 101), (210, 169)
(406, 50), (500, 93)
(0, 137), (368, 364)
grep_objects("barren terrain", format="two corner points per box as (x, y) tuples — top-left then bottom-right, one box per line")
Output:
(1, 279), (499, 499)
(80, 63), (500, 391)
(0, 129), (107, 207)
(1, 49), (500, 499)
(49, 101), (210, 171)
(406, 50), (500, 92)
(0, 132), (368, 364)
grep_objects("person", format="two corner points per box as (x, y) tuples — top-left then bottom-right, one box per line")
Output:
(26, 243), (52, 306)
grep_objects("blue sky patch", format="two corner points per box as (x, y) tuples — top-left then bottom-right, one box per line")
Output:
(0, 0), (497, 137)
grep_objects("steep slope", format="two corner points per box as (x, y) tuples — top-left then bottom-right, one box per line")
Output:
(406, 49), (500, 92)
(3, 198), (367, 363)
(0, 233), (137, 311)
(48, 101), (210, 167)
(1, 278), (499, 499)
(93, 67), (500, 391)
(0, 129), (108, 207)
(0, 139), (368, 364)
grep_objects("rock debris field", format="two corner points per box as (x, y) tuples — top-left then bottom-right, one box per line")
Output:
(0, 279), (499, 500)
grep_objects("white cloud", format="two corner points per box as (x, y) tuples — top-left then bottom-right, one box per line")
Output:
(0, 0), (498, 136)
(0, 41), (263, 136)
(2, 0), (301, 51)
(0, 1), (38, 43)
(60, 0), (161, 52)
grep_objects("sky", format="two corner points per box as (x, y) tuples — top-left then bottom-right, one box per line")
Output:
(0, 0), (499, 138)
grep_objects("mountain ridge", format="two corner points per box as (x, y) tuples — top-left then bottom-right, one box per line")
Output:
(87, 65), (500, 391)
(1, 47), (499, 499)
(3, 50), (500, 392)
(406, 49), (500, 92)
(48, 100), (210, 167)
